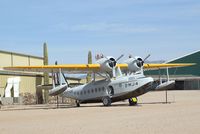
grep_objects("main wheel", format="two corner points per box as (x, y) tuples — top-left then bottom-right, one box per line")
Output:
(129, 97), (138, 106)
(102, 96), (111, 106)
(75, 100), (80, 107)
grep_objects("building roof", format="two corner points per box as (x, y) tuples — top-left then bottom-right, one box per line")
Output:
(166, 50), (200, 63)
(0, 50), (43, 60)
(145, 50), (200, 76)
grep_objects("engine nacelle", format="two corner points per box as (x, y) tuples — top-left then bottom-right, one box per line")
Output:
(96, 56), (116, 72)
(124, 56), (144, 73)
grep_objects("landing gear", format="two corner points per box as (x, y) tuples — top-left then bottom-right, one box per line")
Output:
(75, 100), (80, 107)
(129, 97), (138, 106)
(108, 86), (114, 96)
(102, 96), (111, 106)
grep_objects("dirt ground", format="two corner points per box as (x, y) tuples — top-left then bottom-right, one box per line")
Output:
(0, 90), (200, 134)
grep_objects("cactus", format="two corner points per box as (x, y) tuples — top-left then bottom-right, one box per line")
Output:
(43, 42), (49, 103)
(86, 51), (92, 83)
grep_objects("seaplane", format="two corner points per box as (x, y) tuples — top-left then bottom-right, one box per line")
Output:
(4, 54), (194, 107)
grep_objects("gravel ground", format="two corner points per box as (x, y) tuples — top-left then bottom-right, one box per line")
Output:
(0, 90), (200, 134)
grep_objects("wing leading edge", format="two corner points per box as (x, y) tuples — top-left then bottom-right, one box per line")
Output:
(3, 63), (195, 73)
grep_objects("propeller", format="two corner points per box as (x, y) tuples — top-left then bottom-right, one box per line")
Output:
(136, 54), (151, 68)
(136, 57), (144, 68)
(111, 54), (124, 78)
(116, 54), (124, 62)
(143, 54), (151, 62)
(105, 54), (124, 78)
(108, 58), (116, 68)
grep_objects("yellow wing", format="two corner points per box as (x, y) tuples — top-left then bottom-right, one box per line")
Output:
(3, 64), (100, 73)
(3, 63), (195, 73)
(117, 63), (195, 69)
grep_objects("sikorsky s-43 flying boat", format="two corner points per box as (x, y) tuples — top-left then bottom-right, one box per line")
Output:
(4, 54), (194, 107)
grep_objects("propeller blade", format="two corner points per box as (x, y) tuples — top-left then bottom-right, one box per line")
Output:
(116, 54), (124, 62)
(143, 54), (151, 62)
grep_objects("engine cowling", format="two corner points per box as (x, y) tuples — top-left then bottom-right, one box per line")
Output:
(96, 56), (117, 72)
(124, 56), (144, 73)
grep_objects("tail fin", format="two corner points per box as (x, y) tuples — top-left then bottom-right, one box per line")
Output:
(49, 69), (68, 96)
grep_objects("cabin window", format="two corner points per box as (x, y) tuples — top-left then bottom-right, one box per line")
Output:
(74, 92), (76, 95)
(136, 82), (138, 85)
(125, 83), (127, 88)
(132, 83), (135, 86)
(95, 88), (97, 93)
(98, 88), (101, 92)
(119, 83), (122, 88)
(88, 90), (90, 94)
(84, 91), (86, 95)
(91, 89), (94, 93)
(80, 91), (83, 95)
(128, 83), (131, 86)
(77, 92), (79, 95)
(102, 87), (105, 91)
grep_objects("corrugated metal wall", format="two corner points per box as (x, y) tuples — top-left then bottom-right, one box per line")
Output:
(175, 79), (200, 90)
(0, 50), (44, 96)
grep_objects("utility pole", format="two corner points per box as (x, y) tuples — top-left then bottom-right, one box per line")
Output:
(43, 42), (49, 104)
(166, 68), (169, 104)
(86, 51), (92, 83)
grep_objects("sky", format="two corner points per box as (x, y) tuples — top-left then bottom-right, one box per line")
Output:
(0, 0), (200, 64)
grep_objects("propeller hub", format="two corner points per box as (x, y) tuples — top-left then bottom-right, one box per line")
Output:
(108, 58), (116, 68)
(136, 58), (144, 68)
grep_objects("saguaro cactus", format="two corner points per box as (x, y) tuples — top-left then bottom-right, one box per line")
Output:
(43, 42), (49, 103)
(86, 51), (92, 83)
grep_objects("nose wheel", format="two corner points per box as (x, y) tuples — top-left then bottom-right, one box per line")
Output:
(128, 97), (138, 106)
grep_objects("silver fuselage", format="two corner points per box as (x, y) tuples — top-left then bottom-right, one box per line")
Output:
(61, 74), (154, 103)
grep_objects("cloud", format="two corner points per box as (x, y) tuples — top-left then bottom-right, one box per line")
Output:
(68, 22), (158, 34)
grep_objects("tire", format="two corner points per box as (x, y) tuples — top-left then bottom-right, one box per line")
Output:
(102, 96), (111, 106)
(128, 97), (138, 106)
(76, 100), (80, 107)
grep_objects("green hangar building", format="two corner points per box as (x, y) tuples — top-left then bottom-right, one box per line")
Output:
(145, 50), (200, 90)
